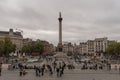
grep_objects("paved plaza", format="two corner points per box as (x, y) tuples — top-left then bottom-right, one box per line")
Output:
(0, 68), (120, 80)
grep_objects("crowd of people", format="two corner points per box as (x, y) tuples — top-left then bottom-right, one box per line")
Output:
(17, 60), (67, 77)
(80, 60), (120, 73)
(34, 61), (66, 77)
(0, 57), (120, 78)
(81, 61), (105, 70)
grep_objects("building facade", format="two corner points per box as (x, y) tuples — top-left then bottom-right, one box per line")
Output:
(94, 37), (108, 56)
(23, 39), (55, 55)
(62, 42), (74, 55)
(75, 37), (116, 56)
(79, 42), (88, 55)
(94, 37), (116, 56)
(87, 40), (94, 55)
(0, 29), (23, 52)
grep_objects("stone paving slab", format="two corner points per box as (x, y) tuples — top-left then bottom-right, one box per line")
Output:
(0, 69), (120, 80)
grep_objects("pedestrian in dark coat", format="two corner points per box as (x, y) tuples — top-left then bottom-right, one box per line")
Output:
(0, 67), (1, 76)
(41, 67), (44, 76)
(38, 67), (41, 76)
(35, 67), (39, 76)
(19, 69), (23, 76)
(0, 62), (2, 76)
(56, 67), (60, 77)
(119, 66), (120, 74)
(49, 67), (53, 75)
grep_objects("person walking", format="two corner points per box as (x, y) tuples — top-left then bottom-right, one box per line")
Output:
(119, 66), (120, 74)
(38, 67), (41, 76)
(19, 68), (23, 76)
(0, 68), (1, 76)
(59, 67), (63, 77)
(0, 62), (2, 76)
(56, 67), (60, 77)
(35, 66), (39, 76)
(41, 66), (45, 76)
(53, 61), (57, 71)
(49, 67), (53, 76)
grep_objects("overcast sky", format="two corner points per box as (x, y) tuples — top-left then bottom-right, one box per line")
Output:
(0, 0), (120, 45)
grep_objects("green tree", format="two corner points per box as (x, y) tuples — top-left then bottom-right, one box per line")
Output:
(34, 42), (44, 55)
(21, 44), (33, 55)
(106, 42), (120, 56)
(11, 44), (16, 53)
(0, 40), (4, 56)
(4, 37), (16, 57)
(114, 43), (120, 55)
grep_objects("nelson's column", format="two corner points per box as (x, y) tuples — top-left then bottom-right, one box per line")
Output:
(57, 12), (63, 52)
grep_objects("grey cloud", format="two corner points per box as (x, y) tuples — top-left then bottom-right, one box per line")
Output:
(0, 0), (120, 45)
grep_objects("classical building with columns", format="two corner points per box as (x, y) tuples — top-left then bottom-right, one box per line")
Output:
(0, 29), (23, 52)
(75, 37), (116, 56)
(62, 42), (74, 54)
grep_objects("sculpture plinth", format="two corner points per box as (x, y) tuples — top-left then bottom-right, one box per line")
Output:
(57, 43), (62, 52)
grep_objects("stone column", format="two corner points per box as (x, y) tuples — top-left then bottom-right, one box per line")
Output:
(58, 12), (63, 52)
